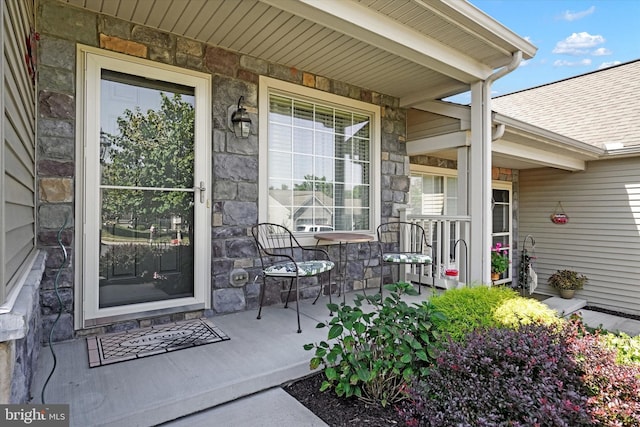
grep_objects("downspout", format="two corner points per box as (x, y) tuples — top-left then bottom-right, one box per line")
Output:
(487, 51), (522, 85)
(492, 124), (505, 141)
(480, 51), (522, 283)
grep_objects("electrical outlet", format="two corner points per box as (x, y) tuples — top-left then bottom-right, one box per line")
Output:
(230, 268), (248, 287)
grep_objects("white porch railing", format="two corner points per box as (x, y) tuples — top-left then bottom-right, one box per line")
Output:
(400, 210), (471, 288)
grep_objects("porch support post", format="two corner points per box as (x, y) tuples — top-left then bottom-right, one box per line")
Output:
(468, 81), (492, 284)
(457, 144), (470, 283)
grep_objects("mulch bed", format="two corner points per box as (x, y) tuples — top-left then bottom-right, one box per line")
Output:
(283, 307), (638, 426)
(585, 306), (640, 322)
(283, 372), (406, 426)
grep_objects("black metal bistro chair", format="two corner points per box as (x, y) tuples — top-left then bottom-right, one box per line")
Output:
(251, 223), (335, 333)
(377, 221), (434, 295)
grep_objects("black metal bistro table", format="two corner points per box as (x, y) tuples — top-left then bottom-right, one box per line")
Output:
(314, 232), (374, 304)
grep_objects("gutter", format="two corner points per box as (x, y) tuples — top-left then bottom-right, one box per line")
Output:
(604, 146), (640, 158)
(494, 113), (604, 157)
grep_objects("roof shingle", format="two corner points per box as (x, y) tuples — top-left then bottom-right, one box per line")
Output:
(491, 59), (640, 149)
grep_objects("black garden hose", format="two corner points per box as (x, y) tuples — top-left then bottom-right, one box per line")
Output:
(40, 216), (68, 404)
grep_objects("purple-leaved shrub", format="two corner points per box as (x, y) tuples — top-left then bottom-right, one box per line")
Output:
(399, 324), (594, 427)
(565, 319), (640, 426)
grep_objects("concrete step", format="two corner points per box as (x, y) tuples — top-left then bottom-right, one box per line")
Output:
(541, 296), (587, 317)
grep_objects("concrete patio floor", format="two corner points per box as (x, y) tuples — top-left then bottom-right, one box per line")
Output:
(31, 289), (424, 427)
(30, 290), (640, 427)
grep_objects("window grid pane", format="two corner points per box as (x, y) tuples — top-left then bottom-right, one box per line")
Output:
(268, 94), (372, 232)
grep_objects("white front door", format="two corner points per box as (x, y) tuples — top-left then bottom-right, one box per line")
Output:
(77, 47), (211, 327)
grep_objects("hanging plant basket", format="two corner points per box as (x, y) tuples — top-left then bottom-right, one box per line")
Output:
(550, 202), (569, 224)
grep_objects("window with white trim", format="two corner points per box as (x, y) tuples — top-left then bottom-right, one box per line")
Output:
(259, 77), (380, 239)
(409, 166), (513, 283)
(409, 169), (457, 216)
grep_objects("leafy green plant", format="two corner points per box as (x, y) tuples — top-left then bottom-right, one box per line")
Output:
(547, 269), (588, 290)
(428, 286), (518, 341)
(304, 282), (445, 407)
(492, 297), (563, 329)
(600, 331), (640, 365)
(491, 243), (509, 274)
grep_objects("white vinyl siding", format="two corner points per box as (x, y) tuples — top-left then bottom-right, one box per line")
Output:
(519, 158), (640, 315)
(1, 0), (36, 305)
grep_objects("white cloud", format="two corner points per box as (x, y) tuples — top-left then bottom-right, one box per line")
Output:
(559, 6), (596, 21)
(598, 61), (622, 69)
(591, 47), (611, 56)
(553, 58), (592, 67)
(552, 32), (605, 55)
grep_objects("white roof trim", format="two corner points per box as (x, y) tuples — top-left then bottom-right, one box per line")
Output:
(263, 0), (492, 82)
(440, 0), (537, 60)
(414, 101), (603, 158)
(493, 140), (586, 171)
(494, 113), (603, 157)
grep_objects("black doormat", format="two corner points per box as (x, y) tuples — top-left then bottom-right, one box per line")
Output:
(87, 318), (229, 367)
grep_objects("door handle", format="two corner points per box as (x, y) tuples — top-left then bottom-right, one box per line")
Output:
(195, 181), (206, 203)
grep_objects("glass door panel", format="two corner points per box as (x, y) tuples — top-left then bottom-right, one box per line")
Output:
(99, 189), (194, 307)
(98, 71), (196, 308)
(492, 187), (512, 282)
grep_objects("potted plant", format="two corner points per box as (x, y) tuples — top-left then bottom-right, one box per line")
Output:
(547, 269), (587, 299)
(491, 243), (509, 282)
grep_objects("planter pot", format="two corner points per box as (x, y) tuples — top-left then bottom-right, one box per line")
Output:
(559, 289), (575, 299)
(444, 269), (459, 289)
(491, 272), (500, 282)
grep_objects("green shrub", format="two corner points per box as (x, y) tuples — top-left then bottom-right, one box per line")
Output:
(493, 297), (563, 329)
(428, 286), (519, 341)
(304, 282), (445, 407)
(600, 331), (640, 365)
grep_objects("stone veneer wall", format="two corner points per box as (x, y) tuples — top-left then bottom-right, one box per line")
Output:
(36, 0), (408, 341)
(0, 252), (47, 403)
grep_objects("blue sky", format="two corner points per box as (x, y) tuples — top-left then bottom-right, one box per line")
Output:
(448, 0), (640, 102)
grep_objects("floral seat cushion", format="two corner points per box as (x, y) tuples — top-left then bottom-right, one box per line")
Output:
(382, 253), (432, 264)
(264, 260), (335, 277)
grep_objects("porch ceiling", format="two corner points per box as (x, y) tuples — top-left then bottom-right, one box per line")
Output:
(61, 0), (535, 104)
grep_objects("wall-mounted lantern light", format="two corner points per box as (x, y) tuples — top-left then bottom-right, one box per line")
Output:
(99, 130), (111, 163)
(231, 96), (251, 138)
